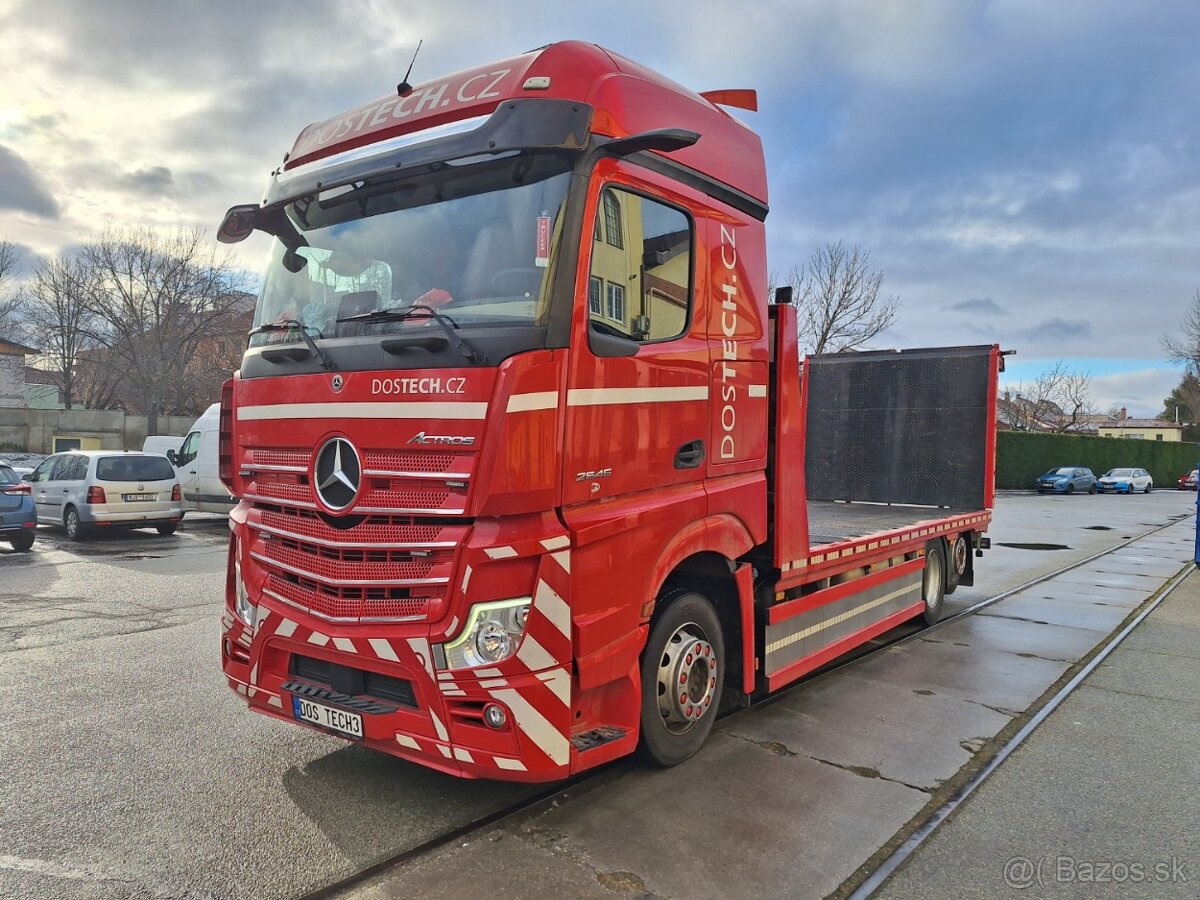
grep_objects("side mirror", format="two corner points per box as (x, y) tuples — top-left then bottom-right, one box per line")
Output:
(166, 450), (177, 466)
(603, 128), (701, 157)
(21, 473), (32, 482)
(217, 204), (260, 244)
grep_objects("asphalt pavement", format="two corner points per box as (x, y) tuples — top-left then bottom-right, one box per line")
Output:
(0, 491), (1195, 899)
(875, 564), (1200, 898)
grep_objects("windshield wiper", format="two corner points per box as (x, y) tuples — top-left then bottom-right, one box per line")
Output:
(337, 304), (487, 364)
(249, 320), (337, 371)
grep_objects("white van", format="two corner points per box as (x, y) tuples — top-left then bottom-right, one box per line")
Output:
(172, 404), (236, 514)
(143, 435), (184, 459)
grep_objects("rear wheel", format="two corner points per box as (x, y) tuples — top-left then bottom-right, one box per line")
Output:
(156, 523), (177, 536)
(9, 530), (34, 552)
(921, 539), (947, 624)
(1088, 484), (1096, 494)
(64, 506), (86, 541)
(1145, 483), (1152, 494)
(639, 590), (725, 767)
(944, 534), (968, 595)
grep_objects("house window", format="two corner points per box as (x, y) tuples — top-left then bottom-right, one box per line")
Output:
(602, 191), (623, 249)
(606, 282), (626, 322)
(586, 188), (692, 345)
(1156, 433), (1164, 441)
(588, 276), (603, 315)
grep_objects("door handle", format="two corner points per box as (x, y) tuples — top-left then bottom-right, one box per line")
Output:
(674, 439), (705, 469)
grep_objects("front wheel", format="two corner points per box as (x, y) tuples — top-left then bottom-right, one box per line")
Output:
(1066, 483), (1075, 494)
(64, 506), (86, 541)
(921, 539), (948, 625)
(638, 590), (725, 767)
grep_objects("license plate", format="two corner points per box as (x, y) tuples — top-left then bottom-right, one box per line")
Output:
(291, 695), (363, 739)
(123, 493), (156, 501)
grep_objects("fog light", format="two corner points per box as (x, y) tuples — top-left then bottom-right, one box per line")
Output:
(483, 703), (508, 729)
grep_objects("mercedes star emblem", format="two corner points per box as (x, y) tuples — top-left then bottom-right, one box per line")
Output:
(314, 437), (361, 511)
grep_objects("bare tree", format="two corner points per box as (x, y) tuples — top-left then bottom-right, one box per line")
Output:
(0, 239), (26, 337)
(24, 252), (99, 409)
(785, 242), (899, 355)
(1162, 287), (1200, 366)
(1006, 361), (1096, 432)
(81, 226), (251, 433)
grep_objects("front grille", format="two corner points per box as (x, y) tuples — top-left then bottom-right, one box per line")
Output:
(362, 450), (459, 474)
(257, 507), (449, 547)
(243, 442), (474, 622)
(289, 654), (418, 708)
(250, 504), (463, 622)
(265, 574), (431, 622)
(256, 539), (443, 585)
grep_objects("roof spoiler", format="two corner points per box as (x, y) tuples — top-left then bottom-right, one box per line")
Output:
(699, 90), (758, 112)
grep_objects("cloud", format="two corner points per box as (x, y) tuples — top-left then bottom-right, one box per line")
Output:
(116, 165), (174, 197)
(0, 145), (59, 218)
(1018, 318), (1092, 342)
(946, 297), (1006, 316)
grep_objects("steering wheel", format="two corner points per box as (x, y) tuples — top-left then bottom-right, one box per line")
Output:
(490, 268), (544, 296)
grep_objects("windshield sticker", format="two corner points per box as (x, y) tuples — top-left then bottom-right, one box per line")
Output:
(535, 213), (552, 268)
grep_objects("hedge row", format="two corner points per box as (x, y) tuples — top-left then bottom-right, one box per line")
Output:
(996, 430), (1200, 490)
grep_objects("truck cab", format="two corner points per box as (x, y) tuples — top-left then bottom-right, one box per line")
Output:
(218, 41), (996, 782)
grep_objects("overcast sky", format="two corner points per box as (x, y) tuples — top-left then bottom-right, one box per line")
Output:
(2, 0), (1197, 415)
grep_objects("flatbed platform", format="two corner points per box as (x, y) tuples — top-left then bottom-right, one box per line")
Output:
(806, 500), (980, 548)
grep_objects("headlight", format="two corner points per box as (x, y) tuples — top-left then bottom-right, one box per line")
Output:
(233, 538), (256, 628)
(441, 597), (531, 669)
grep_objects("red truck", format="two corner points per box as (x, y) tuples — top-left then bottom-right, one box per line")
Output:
(217, 41), (1000, 781)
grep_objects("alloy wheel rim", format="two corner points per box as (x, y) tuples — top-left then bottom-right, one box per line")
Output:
(656, 623), (717, 735)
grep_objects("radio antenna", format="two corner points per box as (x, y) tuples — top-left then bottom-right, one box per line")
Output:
(397, 40), (424, 97)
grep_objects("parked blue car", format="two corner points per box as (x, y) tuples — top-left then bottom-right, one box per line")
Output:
(1035, 466), (1097, 495)
(0, 462), (36, 551)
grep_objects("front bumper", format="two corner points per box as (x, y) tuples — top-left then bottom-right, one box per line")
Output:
(222, 608), (571, 782)
(1096, 482), (1130, 492)
(1036, 481), (1068, 492)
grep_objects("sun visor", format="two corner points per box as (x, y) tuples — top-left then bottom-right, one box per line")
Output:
(262, 99), (593, 209)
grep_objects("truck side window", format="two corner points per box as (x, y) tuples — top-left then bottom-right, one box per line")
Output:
(588, 188), (692, 344)
(178, 432), (200, 467)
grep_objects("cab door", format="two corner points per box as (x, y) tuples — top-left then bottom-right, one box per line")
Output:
(561, 162), (708, 508)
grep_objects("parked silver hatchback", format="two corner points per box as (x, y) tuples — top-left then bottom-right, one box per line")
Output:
(27, 451), (183, 540)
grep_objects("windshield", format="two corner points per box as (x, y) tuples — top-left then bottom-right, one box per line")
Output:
(249, 152), (573, 359)
(1054, 468), (1075, 476)
(1106, 468), (1133, 477)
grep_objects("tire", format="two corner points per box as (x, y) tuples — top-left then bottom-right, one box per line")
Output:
(1088, 484), (1096, 495)
(1145, 483), (1152, 494)
(1066, 483), (1074, 495)
(944, 534), (968, 595)
(156, 523), (177, 536)
(1036, 489), (1044, 495)
(64, 506), (86, 541)
(921, 539), (948, 625)
(9, 530), (34, 552)
(638, 590), (725, 767)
